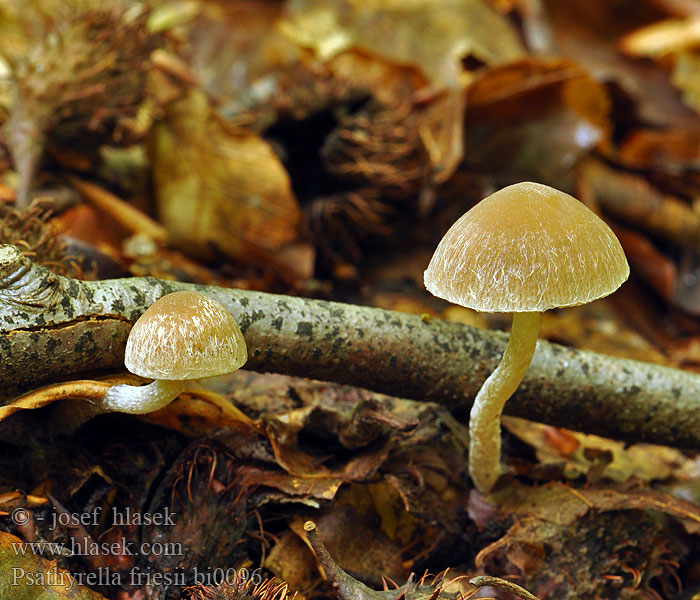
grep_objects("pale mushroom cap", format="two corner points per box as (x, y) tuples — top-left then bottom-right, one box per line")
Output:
(124, 290), (247, 379)
(424, 182), (630, 312)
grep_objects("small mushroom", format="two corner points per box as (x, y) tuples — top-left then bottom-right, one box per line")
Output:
(424, 182), (629, 493)
(102, 290), (247, 414)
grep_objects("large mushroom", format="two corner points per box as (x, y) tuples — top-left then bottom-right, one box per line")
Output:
(102, 290), (247, 414)
(424, 182), (629, 493)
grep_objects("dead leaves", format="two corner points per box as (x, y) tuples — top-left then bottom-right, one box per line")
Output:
(621, 15), (700, 114)
(473, 482), (695, 598)
(5, 1), (700, 598)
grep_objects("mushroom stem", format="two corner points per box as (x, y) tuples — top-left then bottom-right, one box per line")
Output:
(469, 311), (540, 493)
(100, 379), (187, 414)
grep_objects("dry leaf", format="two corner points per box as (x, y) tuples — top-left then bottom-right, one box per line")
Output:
(545, 0), (697, 129)
(504, 416), (692, 483)
(672, 50), (700, 113)
(465, 57), (610, 183)
(149, 88), (311, 281)
(617, 127), (700, 171)
(474, 482), (696, 598)
(279, 0), (525, 88)
(295, 504), (406, 586)
(264, 529), (318, 591)
(620, 16), (700, 57)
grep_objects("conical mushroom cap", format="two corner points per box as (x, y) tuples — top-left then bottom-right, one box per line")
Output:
(124, 290), (247, 379)
(424, 182), (629, 312)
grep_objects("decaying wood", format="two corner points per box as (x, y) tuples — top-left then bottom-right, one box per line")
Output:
(2, 244), (700, 448)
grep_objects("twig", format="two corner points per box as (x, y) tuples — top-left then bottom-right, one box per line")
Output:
(66, 176), (167, 242)
(2, 244), (700, 449)
(469, 576), (540, 600)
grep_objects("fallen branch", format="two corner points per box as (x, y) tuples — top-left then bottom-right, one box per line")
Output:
(2, 244), (700, 448)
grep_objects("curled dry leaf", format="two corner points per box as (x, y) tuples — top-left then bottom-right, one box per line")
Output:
(137, 388), (257, 438)
(264, 529), (319, 591)
(620, 16), (700, 115)
(265, 407), (394, 480)
(0, 380), (110, 422)
(149, 89), (312, 282)
(238, 466), (344, 502)
(494, 481), (700, 533)
(465, 57), (611, 183)
(0, 378), (256, 442)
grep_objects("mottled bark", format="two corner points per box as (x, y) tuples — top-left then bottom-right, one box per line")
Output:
(2, 244), (700, 448)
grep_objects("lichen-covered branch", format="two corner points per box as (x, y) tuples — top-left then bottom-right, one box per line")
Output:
(2, 244), (700, 448)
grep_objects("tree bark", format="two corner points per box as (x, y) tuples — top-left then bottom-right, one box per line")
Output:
(2, 244), (700, 449)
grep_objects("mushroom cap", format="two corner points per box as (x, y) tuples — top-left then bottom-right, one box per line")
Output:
(124, 290), (247, 380)
(424, 182), (629, 312)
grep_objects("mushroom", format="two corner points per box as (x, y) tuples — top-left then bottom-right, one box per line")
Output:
(424, 182), (629, 493)
(102, 290), (247, 414)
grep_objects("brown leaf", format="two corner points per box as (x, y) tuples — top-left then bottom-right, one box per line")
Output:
(614, 226), (678, 302)
(137, 388), (258, 438)
(617, 127), (700, 171)
(238, 465), (343, 501)
(279, 0), (525, 89)
(66, 177), (166, 244)
(264, 529), (319, 591)
(545, 0), (698, 129)
(476, 482), (691, 598)
(149, 89), (311, 281)
(266, 409), (393, 480)
(465, 57), (611, 182)
(295, 503), (406, 587)
(0, 380), (110, 422)
(496, 481), (700, 533)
